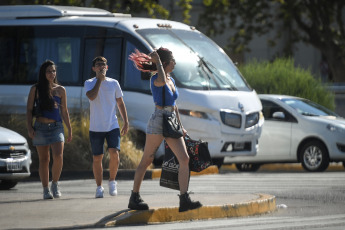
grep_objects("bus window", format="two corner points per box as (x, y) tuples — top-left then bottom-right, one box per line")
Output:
(0, 26), (81, 85)
(123, 41), (150, 93)
(83, 38), (122, 81)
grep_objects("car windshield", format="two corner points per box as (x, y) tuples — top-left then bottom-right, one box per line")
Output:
(281, 98), (338, 117)
(137, 29), (251, 91)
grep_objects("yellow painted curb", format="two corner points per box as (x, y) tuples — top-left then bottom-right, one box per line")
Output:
(150, 165), (219, 179)
(104, 193), (276, 227)
(151, 169), (162, 179)
(191, 165), (219, 176)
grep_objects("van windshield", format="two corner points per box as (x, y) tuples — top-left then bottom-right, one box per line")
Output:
(137, 29), (251, 91)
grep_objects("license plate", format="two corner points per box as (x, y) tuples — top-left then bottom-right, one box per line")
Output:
(6, 161), (21, 171)
(234, 142), (245, 150)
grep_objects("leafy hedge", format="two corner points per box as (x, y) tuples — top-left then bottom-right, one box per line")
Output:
(239, 58), (335, 110)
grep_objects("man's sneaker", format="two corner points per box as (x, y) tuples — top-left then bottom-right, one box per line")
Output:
(43, 187), (53, 200)
(109, 180), (118, 196)
(95, 186), (104, 198)
(128, 190), (149, 210)
(51, 181), (61, 198)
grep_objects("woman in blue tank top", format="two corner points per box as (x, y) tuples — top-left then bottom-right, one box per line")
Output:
(26, 60), (72, 200)
(128, 48), (202, 212)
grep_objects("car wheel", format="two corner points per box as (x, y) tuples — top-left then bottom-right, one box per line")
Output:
(0, 180), (18, 190)
(212, 158), (224, 168)
(235, 163), (261, 172)
(300, 140), (329, 172)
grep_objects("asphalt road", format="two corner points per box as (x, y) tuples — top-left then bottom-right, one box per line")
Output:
(0, 164), (344, 230)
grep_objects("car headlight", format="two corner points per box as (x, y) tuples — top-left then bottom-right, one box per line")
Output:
(220, 110), (241, 128)
(245, 112), (259, 128)
(179, 109), (209, 119)
(327, 124), (345, 133)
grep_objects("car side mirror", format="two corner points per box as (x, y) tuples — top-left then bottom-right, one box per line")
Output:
(272, 111), (285, 119)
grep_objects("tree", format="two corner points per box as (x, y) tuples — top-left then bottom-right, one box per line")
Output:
(198, 0), (345, 82)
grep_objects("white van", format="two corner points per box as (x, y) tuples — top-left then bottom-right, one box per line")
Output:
(0, 5), (263, 167)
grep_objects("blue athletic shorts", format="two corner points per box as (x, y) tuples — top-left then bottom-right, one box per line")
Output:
(89, 128), (120, 155)
(32, 121), (64, 146)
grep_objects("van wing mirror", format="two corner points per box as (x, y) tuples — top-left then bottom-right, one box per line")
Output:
(141, 72), (151, 80)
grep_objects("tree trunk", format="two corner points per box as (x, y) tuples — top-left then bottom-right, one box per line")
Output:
(325, 53), (345, 83)
(320, 44), (345, 83)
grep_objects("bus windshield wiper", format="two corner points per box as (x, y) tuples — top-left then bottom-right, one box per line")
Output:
(197, 55), (237, 90)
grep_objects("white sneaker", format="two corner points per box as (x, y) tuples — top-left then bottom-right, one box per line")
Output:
(43, 187), (53, 200)
(51, 181), (61, 198)
(109, 180), (117, 196)
(95, 186), (104, 198)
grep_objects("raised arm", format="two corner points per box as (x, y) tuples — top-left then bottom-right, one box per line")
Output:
(150, 51), (167, 87)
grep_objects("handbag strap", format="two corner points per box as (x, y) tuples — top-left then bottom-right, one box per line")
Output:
(162, 85), (165, 107)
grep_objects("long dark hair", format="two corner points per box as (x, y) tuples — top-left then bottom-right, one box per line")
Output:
(37, 60), (58, 111)
(129, 47), (173, 72)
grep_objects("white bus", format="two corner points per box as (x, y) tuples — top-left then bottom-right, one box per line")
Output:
(0, 5), (263, 167)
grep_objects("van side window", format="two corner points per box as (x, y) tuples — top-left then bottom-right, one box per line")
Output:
(0, 26), (81, 85)
(83, 38), (122, 81)
(123, 41), (150, 93)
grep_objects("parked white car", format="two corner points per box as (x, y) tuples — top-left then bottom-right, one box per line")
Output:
(225, 94), (345, 172)
(0, 126), (31, 189)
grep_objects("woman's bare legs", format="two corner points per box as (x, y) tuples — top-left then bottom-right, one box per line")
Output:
(129, 134), (163, 210)
(165, 137), (189, 194)
(132, 134), (163, 192)
(36, 145), (50, 187)
(166, 136), (202, 212)
(50, 142), (64, 183)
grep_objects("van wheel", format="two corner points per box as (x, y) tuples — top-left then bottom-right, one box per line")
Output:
(300, 140), (329, 172)
(212, 158), (224, 168)
(0, 180), (18, 190)
(235, 163), (261, 172)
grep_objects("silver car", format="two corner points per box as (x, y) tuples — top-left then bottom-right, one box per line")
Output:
(0, 126), (31, 189)
(226, 94), (345, 172)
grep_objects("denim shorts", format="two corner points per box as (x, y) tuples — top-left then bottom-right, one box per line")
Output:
(32, 121), (64, 146)
(146, 108), (174, 135)
(89, 128), (120, 155)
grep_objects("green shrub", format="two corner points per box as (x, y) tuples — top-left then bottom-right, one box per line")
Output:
(239, 58), (335, 110)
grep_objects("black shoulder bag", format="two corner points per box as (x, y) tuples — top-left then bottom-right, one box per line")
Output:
(162, 85), (183, 139)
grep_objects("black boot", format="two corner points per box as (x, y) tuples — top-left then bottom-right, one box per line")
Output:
(179, 192), (202, 212)
(128, 191), (149, 210)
